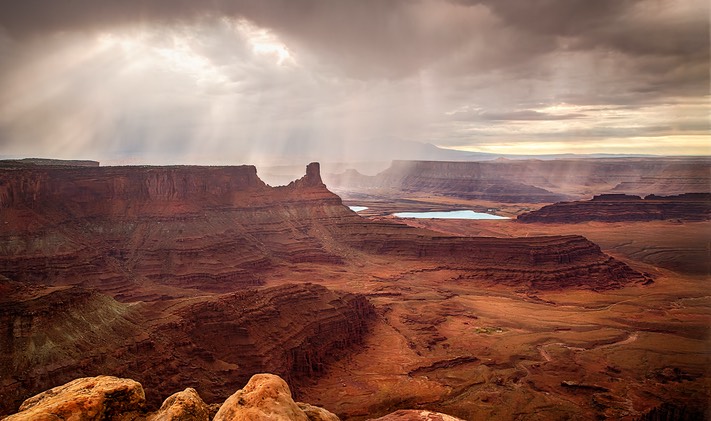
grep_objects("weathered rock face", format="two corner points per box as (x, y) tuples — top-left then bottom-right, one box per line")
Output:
(4, 374), (343, 421)
(0, 286), (142, 412)
(328, 160), (567, 203)
(326, 158), (711, 200)
(369, 410), (466, 421)
(517, 193), (711, 223)
(151, 283), (376, 406)
(297, 402), (341, 421)
(0, 162), (653, 416)
(0, 283), (375, 415)
(634, 403), (709, 421)
(3, 375), (145, 421)
(0, 162), (647, 297)
(214, 373), (327, 421)
(147, 388), (210, 421)
(0, 164), (344, 299)
(336, 218), (650, 290)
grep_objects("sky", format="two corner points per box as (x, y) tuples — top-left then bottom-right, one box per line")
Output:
(0, 0), (708, 165)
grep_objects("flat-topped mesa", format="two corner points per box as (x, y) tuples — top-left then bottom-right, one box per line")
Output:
(329, 160), (567, 203)
(590, 194), (644, 201)
(0, 163), (349, 296)
(341, 228), (649, 290)
(0, 162), (341, 215)
(0, 158), (100, 168)
(518, 192), (711, 223)
(0, 165), (267, 213)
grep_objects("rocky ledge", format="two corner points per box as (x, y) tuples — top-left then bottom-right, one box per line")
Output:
(517, 193), (711, 223)
(4, 374), (465, 421)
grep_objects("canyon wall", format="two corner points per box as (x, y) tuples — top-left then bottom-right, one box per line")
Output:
(0, 163), (346, 299)
(326, 158), (711, 200)
(0, 282), (376, 414)
(0, 162), (649, 298)
(517, 193), (711, 223)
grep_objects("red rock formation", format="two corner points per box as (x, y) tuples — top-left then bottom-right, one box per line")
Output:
(3, 376), (145, 421)
(0, 162), (652, 415)
(0, 163), (648, 297)
(4, 374), (340, 421)
(0, 282), (375, 415)
(334, 217), (649, 289)
(150, 283), (376, 405)
(328, 160), (567, 203)
(147, 388), (210, 421)
(0, 286), (142, 412)
(326, 158), (711, 200)
(517, 193), (711, 223)
(214, 373), (339, 421)
(0, 164), (344, 299)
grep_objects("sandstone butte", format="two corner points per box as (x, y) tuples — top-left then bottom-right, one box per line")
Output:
(2, 373), (466, 421)
(0, 161), (656, 418)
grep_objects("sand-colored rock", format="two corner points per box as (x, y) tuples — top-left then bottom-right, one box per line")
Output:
(369, 409), (465, 421)
(4, 375), (144, 421)
(147, 388), (209, 421)
(214, 373), (333, 421)
(296, 402), (340, 421)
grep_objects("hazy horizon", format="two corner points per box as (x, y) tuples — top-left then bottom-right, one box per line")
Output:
(0, 0), (709, 164)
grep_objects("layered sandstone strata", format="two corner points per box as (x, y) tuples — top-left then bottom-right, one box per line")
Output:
(327, 160), (566, 203)
(0, 163), (343, 299)
(0, 283), (376, 414)
(0, 162), (652, 415)
(326, 158), (711, 199)
(0, 162), (649, 297)
(517, 193), (711, 223)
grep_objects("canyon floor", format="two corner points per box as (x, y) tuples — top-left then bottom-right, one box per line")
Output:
(289, 198), (711, 420)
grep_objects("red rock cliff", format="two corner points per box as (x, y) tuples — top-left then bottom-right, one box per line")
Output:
(0, 162), (649, 296)
(0, 283), (376, 414)
(517, 193), (711, 223)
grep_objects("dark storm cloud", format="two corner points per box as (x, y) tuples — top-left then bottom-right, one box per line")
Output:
(0, 0), (708, 159)
(0, 0), (489, 78)
(1, 0), (707, 81)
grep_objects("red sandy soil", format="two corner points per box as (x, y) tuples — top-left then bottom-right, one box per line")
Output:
(293, 217), (710, 419)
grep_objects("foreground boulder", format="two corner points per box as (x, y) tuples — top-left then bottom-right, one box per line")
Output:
(148, 388), (210, 421)
(214, 373), (338, 421)
(4, 375), (145, 421)
(369, 410), (466, 421)
(4, 373), (468, 421)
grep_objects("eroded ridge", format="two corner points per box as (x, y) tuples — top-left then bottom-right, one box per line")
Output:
(0, 282), (376, 414)
(518, 193), (711, 223)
